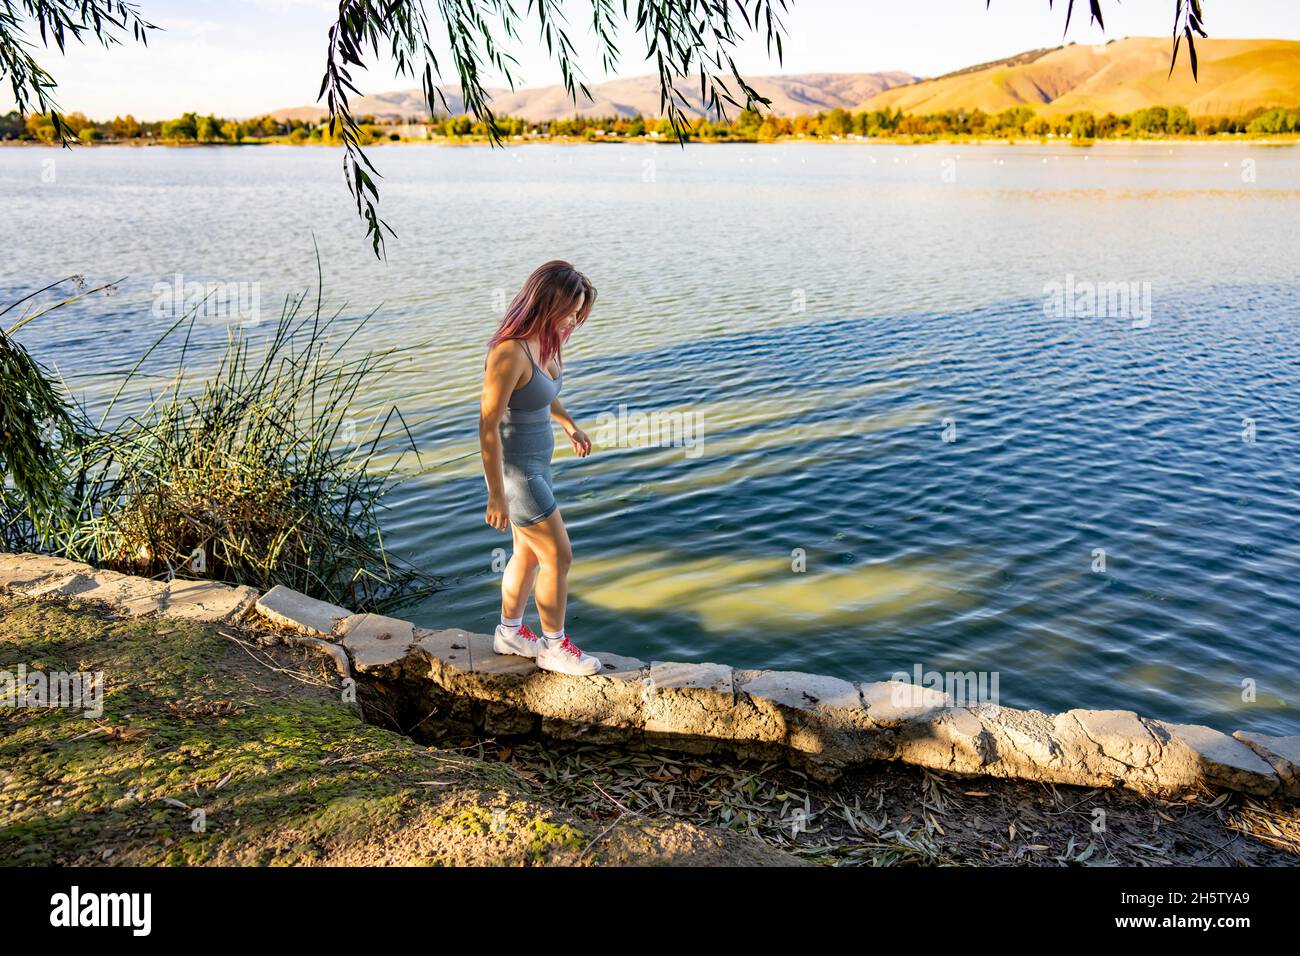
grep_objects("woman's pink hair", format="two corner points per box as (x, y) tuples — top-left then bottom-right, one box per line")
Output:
(489, 260), (595, 369)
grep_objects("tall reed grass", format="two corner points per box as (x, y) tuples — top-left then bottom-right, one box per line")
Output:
(1, 270), (438, 612)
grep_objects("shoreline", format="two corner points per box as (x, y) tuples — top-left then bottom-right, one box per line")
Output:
(2, 135), (1297, 149)
(4, 551), (1297, 803)
(3, 576), (1297, 866)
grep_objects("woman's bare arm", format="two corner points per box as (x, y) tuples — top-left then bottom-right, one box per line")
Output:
(551, 395), (592, 458)
(550, 395), (577, 436)
(479, 343), (525, 531)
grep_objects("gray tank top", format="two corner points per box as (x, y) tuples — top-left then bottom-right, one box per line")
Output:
(503, 340), (561, 425)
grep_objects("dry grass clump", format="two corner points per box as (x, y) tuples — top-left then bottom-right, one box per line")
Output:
(1, 268), (436, 612)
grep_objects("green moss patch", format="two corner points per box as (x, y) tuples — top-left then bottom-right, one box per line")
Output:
(0, 594), (790, 866)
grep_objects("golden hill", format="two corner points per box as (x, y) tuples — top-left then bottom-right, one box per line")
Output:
(860, 37), (1300, 117)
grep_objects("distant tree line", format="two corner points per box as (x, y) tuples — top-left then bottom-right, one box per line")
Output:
(0, 110), (399, 144)
(4, 103), (1298, 146)
(384, 104), (1300, 141)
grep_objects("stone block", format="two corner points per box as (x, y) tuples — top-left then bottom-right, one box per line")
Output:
(1050, 708), (1163, 789)
(415, 630), (648, 740)
(642, 661), (745, 754)
(255, 585), (350, 638)
(0, 553), (94, 592)
(162, 579), (258, 623)
(337, 613), (417, 674)
(1154, 721), (1279, 796)
(1233, 732), (1300, 797)
(735, 669), (878, 766)
(859, 680), (951, 729)
(898, 706), (997, 773)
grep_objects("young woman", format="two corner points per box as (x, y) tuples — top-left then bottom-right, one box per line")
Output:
(479, 260), (602, 676)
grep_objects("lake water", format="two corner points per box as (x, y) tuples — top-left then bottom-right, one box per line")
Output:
(2, 141), (1298, 735)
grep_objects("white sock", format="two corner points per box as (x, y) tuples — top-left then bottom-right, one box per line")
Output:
(542, 628), (565, 649)
(500, 614), (522, 634)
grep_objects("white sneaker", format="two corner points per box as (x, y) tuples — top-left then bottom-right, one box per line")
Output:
(494, 623), (542, 658)
(536, 634), (602, 676)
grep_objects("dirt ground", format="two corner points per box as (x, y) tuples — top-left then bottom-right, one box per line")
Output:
(2, 592), (1296, 867)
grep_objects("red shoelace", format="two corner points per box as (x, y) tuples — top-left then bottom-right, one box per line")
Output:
(517, 627), (582, 656)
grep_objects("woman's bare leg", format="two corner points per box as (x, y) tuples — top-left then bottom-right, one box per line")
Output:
(500, 522), (540, 621)
(513, 508), (571, 634)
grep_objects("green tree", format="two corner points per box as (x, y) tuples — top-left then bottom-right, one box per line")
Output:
(1167, 105), (1194, 134)
(823, 107), (853, 136)
(161, 112), (198, 140)
(758, 115), (791, 141)
(1248, 108), (1300, 134)
(195, 114), (224, 142)
(110, 114), (141, 138)
(1132, 106), (1169, 135)
(732, 107), (764, 137)
(1069, 111), (1097, 139)
(992, 106), (1035, 137)
(0, 110), (24, 138)
(864, 108), (901, 135)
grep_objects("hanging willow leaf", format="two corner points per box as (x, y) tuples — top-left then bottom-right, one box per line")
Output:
(1169, 0), (1207, 79)
(0, 323), (76, 516)
(0, 2), (155, 147)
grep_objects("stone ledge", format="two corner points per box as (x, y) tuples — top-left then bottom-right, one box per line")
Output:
(255, 585), (349, 638)
(859, 680), (951, 727)
(1234, 732), (1300, 797)
(163, 579), (258, 623)
(5, 556), (1297, 800)
(0, 553), (94, 591)
(1154, 721), (1279, 796)
(734, 669), (883, 772)
(643, 661), (743, 755)
(0, 553), (254, 623)
(336, 613), (417, 675)
(408, 628), (652, 741)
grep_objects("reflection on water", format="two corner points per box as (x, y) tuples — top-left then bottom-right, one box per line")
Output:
(563, 403), (939, 515)
(2, 141), (1298, 734)
(572, 550), (976, 632)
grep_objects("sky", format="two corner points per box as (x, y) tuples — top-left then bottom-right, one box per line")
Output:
(5, 0), (1300, 120)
